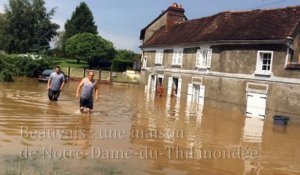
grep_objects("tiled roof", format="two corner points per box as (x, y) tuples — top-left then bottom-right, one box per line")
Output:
(141, 6), (300, 48)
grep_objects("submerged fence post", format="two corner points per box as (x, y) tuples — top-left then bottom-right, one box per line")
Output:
(110, 69), (113, 85)
(68, 67), (70, 81)
(99, 69), (101, 83)
(83, 68), (86, 78)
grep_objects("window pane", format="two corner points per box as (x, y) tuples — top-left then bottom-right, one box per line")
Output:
(263, 59), (268, 64)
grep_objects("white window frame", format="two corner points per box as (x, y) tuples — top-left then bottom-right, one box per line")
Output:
(255, 51), (273, 76)
(154, 50), (164, 65)
(195, 48), (212, 69)
(172, 48), (183, 66)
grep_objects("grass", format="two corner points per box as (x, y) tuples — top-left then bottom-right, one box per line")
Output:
(4, 53), (89, 68)
(50, 57), (89, 68)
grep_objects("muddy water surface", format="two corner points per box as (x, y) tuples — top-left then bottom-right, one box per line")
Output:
(0, 78), (299, 175)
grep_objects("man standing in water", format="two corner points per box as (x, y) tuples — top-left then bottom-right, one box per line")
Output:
(47, 66), (65, 101)
(76, 71), (99, 114)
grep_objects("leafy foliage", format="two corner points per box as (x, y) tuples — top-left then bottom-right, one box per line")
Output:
(62, 2), (97, 50)
(0, 53), (54, 81)
(112, 59), (133, 72)
(2, 0), (59, 53)
(0, 53), (13, 81)
(64, 33), (116, 67)
(115, 49), (137, 61)
(0, 13), (6, 50)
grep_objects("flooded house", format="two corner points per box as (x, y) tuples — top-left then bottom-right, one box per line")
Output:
(139, 3), (300, 119)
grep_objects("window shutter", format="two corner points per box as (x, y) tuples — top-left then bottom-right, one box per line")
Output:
(178, 49), (183, 66)
(206, 49), (212, 68)
(196, 49), (200, 67)
(172, 50), (176, 65)
(167, 77), (173, 96)
(199, 50), (205, 68)
(175, 50), (178, 65)
(255, 52), (262, 73)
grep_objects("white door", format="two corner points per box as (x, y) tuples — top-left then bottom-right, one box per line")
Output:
(145, 74), (152, 92)
(177, 78), (182, 98)
(246, 92), (267, 119)
(151, 75), (157, 92)
(167, 77), (173, 96)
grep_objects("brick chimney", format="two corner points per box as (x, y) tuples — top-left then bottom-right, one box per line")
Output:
(140, 3), (186, 42)
(166, 3), (186, 31)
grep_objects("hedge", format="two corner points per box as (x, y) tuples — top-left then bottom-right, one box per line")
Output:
(112, 59), (133, 72)
(0, 53), (54, 82)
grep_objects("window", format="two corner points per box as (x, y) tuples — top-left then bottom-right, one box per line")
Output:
(195, 48), (212, 69)
(154, 50), (163, 65)
(172, 48), (183, 66)
(255, 51), (273, 75)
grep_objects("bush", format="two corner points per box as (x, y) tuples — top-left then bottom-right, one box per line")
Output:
(0, 54), (13, 82)
(0, 68), (13, 82)
(0, 53), (54, 82)
(11, 56), (54, 77)
(112, 59), (133, 72)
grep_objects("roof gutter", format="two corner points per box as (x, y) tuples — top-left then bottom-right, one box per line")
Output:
(140, 39), (288, 50)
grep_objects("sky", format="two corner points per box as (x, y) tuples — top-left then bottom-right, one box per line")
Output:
(0, 0), (300, 52)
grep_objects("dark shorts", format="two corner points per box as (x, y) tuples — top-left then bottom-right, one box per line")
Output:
(48, 89), (60, 101)
(80, 98), (93, 109)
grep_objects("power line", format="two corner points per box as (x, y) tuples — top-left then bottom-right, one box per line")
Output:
(248, 0), (290, 10)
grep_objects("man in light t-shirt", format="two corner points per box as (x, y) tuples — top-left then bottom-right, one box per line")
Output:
(47, 66), (65, 101)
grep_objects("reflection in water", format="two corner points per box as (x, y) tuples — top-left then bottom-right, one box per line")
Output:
(243, 117), (264, 143)
(0, 78), (299, 174)
(165, 96), (180, 119)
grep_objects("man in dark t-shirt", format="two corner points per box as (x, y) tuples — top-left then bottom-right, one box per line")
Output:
(47, 66), (65, 101)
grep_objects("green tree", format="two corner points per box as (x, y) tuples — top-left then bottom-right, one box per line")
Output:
(115, 49), (137, 61)
(62, 2), (97, 50)
(3, 0), (59, 53)
(0, 13), (7, 51)
(64, 33), (116, 66)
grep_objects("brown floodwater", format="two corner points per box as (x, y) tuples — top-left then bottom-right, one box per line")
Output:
(0, 77), (299, 175)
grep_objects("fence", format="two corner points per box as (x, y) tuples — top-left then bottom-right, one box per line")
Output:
(61, 67), (140, 84)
